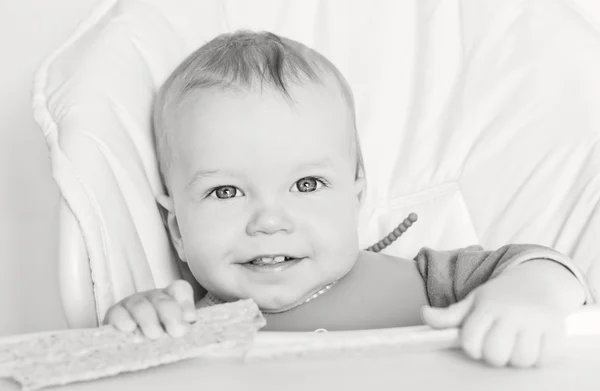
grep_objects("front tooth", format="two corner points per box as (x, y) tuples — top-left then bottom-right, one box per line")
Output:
(253, 256), (287, 265)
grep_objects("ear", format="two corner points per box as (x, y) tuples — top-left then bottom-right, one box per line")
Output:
(156, 194), (187, 263)
(354, 176), (366, 205)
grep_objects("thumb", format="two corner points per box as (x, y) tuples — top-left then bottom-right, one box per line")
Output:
(422, 293), (475, 329)
(166, 280), (197, 322)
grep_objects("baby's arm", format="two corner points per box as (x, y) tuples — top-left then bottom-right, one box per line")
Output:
(103, 280), (197, 339)
(416, 244), (591, 368)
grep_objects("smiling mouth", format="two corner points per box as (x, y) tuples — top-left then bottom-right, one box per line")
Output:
(245, 255), (300, 266)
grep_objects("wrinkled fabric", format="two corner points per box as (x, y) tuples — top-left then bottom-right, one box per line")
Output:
(33, 0), (600, 323)
(415, 244), (594, 307)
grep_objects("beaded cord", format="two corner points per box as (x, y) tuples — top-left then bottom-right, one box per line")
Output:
(364, 213), (418, 253)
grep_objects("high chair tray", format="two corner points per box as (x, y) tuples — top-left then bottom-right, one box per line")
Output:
(0, 306), (599, 391)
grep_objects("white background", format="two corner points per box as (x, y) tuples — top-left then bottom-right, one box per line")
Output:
(0, 0), (599, 337)
(0, 0), (97, 336)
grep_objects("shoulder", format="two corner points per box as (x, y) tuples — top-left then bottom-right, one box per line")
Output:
(341, 250), (426, 302)
(336, 250), (428, 327)
(350, 250), (418, 280)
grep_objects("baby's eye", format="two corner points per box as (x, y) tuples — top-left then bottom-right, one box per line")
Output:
(293, 177), (327, 193)
(209, 185), (242, 199)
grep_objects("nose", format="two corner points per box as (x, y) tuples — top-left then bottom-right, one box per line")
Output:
(246, 202), (294, 236)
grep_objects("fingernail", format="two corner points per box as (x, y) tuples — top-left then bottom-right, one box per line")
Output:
(146, 325), (164, 340)
(118, 317), (136, 331)
(184, 309), (197, 322)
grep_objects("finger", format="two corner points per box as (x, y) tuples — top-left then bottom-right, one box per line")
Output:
(123, 296), (164, 340)
(103, 305), (137, 332)
(421, 294), (475, 329)
(460, 310), (496, 361)
(536, 324), (566, 367)
(165, 280), (197, 323)
(509, 329), (542, 369)
(148, 291), (189, 338)
(481, 320), (517, 367)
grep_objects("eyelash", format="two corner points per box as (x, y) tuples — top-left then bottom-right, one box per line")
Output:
(206, 176), (329, 199)
(293, 177), (329, 193)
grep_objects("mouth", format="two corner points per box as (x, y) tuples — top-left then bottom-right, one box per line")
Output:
(240, 255), (305, 273)
(245, 255), (299, 265)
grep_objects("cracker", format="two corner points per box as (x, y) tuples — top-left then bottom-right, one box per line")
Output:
(0, 299), (265, 391)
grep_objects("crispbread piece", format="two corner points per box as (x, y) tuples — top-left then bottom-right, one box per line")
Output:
(1, 299), (265, 391)
(0, 327), (136, 367)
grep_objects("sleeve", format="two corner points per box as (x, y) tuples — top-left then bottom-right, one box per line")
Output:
(414, 244), (594, 308)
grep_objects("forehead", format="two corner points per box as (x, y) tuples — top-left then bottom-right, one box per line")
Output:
(171, 78), (354, 173)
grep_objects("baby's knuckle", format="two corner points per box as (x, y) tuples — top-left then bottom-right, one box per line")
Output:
(157, 299), (182, 316)
(170, 279), (189, 289)
(169, 280), (192, 295)
(125, 299), (154, 317)
(124, 294), (149, 308)
(149, 291), (172, 304)
(497, 311), (527, 327)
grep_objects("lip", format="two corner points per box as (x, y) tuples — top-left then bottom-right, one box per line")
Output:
(237, 254), (302, 264)
(240, 257), (305, 273)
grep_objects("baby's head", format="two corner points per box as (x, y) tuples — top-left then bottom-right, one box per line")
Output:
(153, 31), (365, 311)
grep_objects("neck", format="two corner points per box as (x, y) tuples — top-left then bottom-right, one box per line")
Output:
(204, 280), (338, 314)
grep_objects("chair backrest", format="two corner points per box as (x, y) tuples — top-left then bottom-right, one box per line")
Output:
(34, 0), (600, 327)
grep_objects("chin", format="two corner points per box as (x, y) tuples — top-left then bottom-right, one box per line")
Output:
(250, 289), (306, 312)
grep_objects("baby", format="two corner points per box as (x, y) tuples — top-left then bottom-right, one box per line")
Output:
(105, 31), (592, 368)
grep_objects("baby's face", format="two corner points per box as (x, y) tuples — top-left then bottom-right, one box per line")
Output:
(164, 76), (364, 311)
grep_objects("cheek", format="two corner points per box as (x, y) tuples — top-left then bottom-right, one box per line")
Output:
(179, 205), (238, 259)
(304, 189), (360, 251)
(178, 207), (242, 289)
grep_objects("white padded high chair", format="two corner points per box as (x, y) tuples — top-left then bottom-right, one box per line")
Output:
(34, 0), (600, 329)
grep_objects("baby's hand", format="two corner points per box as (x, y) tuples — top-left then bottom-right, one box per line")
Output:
(103, 280), (197, 340)
(421, 276), (567, 368)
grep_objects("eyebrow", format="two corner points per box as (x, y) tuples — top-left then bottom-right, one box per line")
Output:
(296, 158), (334, 171)
(186, 169), (223, 190)
(186, 158), (334, 189)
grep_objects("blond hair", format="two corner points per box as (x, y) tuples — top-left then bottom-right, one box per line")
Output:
(153, 30), (364, 191)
